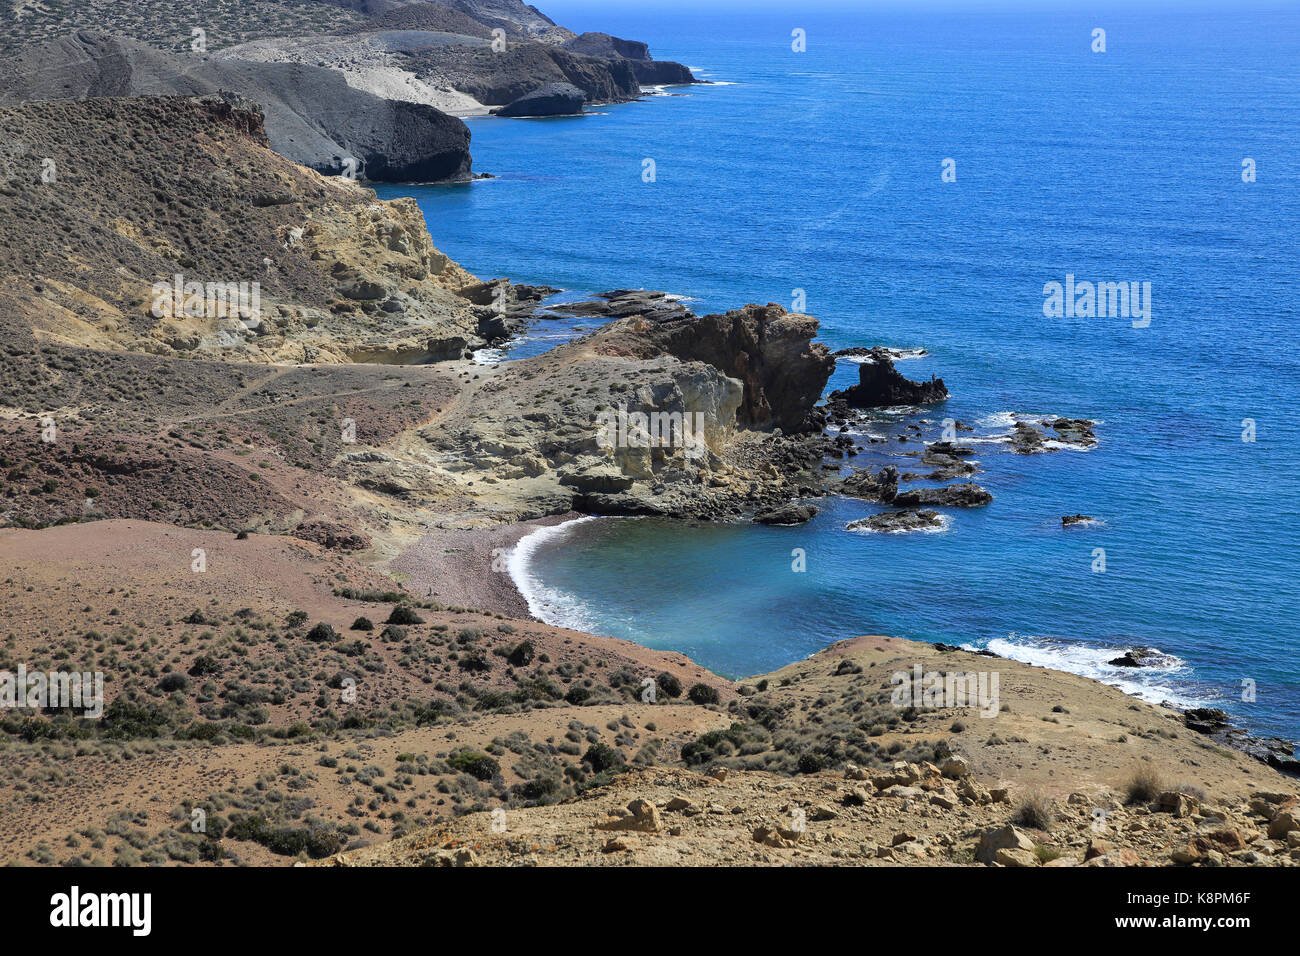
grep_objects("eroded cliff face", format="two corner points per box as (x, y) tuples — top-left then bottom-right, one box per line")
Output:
(395, 303), (835, 523)
(0, 96), (483, 365)
(595, 304), (836, 433)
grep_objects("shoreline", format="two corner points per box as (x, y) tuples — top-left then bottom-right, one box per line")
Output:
(386, 508), (1299, 775)
(386, 511), (586, 618)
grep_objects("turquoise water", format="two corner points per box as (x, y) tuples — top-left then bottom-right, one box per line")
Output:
(381, 3), (1300, 740)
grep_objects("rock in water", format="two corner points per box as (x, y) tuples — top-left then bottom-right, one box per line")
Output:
(1108, 648), (1158, 668)
(832, 347), (948, 408)
(492, 82), (586, 117)
(892, 483), (993, 508)
(846, 510), (943, 533)
(841, 465), (898, 502)
(754, 504), (818, 525)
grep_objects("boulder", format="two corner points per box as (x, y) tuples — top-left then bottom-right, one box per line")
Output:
(975, 825), (1035, 864)
(754, 503), (818, 525)
(841, 465), (898, 502)
(596, 798), (663, 833)
(996, 847), (1039, 867)
(940, 756), (970, 779)
(1267, 809), (1300, 840)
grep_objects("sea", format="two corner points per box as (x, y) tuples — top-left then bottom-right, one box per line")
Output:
(377, 1), (1300, 742)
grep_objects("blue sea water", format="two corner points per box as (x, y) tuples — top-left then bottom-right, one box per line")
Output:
(379, 2), (1300, 740)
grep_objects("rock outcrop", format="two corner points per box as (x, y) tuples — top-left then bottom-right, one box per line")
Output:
(831, 347), (948, 408)
(562, 31), (697, 86)
(0, 96), (482, 364)
(607, 303), (837, 434)
(892, 483), (993, 508)
(847, 510), (943, 533)
(492, 81), (586, 116)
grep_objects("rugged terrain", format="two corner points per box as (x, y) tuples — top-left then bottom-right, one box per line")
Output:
(1, 12), (1295, 871)
(3, 523), (1297, 869)
(0, 1), (697, 181)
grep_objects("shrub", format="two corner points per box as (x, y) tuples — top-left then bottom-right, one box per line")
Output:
(687, 683), (720, 705)
(1013, 792), (1057, 830)
(350, 617), (374, 632)
(583, 743), (622, 773)
(158, 673), (190, 694)
(507, 640), (535, 667)
(386, 605), (424, 626)
(655, 672), (683, 699)
(1125, 766), (1164, 804)
(306, 623), (337, 643)
(797, 752), (827, 774)
(564, 686), (591, 706)
(189, 658), (220, 682)
(446, 749), (499, 781)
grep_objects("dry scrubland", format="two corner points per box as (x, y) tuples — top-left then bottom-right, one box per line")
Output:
(3, 522), (1297, 868)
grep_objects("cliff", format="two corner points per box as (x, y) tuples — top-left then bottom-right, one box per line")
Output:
(0, 31), (474, 183)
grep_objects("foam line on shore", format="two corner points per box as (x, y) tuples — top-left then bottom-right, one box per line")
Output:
(506, 515), (600, 628)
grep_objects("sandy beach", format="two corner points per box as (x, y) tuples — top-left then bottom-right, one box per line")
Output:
(387, 511), (586, 617)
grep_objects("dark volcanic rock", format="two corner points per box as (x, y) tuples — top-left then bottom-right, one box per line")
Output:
(550, 290), (690, 323)
(0, 31), (473, 183)
(892, 483), (993, 508)
(1062, 514), (1095, 527)
(754, 504), (818, 525)
(1011, 418), (1098, 453)
(491, 81), (586, 117)
(1181, 708), (1300, 776)
(632, 60), (698, 85)
(562, 31), (697, 86)
(1108, 648), (1159, 668)
(840, 465), (898, 502)
(564, 31), (651, 60)
(847, 509), (943, 533)
(831, 348), (948, 408)
(1184, 708), (1232, 734)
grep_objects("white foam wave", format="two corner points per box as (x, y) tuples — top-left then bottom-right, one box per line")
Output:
(980, 635), (1208, 710)
(507, 516), (601, 629)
